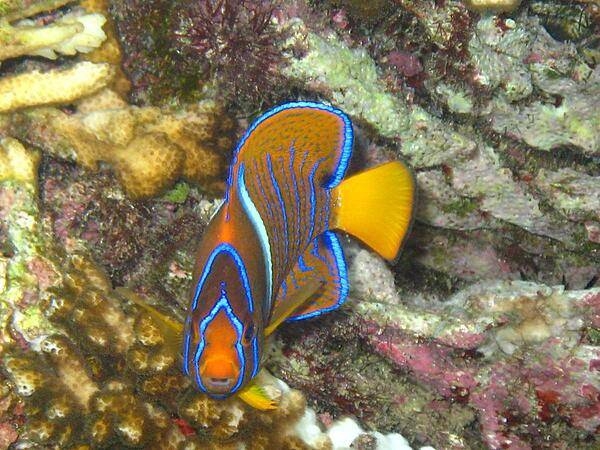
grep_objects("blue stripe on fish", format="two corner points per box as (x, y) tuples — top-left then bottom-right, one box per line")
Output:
(287, 231), (348, 321)
(251, 336), (260, 379)
(279, 280), (287, 301)
(191, 243), (254, 313)
(183, 315), (192, 376)
(266, 153), (289, 259)
(194, 285), (247, 395)
(253, 160), (276, 222)
(289, 146), (302, 255)
(308, 158), (326, 239)
(298, 254), (313, 272)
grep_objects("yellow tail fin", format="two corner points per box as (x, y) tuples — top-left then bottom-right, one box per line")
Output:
(332, 161), (415, 261)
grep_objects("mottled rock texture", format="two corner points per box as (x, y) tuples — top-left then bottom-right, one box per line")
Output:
(1, 0), (598, 449)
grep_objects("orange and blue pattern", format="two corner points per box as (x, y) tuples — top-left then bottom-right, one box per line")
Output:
(183, 101), (415, 403)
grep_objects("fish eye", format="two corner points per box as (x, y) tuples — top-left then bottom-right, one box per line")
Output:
(242, 322), (255, 345)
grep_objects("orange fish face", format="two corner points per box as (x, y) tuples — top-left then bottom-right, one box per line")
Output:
(183, 244), (263, 397)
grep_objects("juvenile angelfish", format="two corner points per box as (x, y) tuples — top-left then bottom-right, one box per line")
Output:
(184, 101), (415, 409)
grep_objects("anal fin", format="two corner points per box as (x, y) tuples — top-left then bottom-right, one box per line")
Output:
(269, 230), (348, 326)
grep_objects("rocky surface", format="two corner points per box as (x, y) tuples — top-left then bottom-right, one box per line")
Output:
(0, 0), (598, 449)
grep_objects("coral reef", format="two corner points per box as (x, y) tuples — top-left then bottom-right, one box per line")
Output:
(7, 95), (234, 198)
(0, 138), (332, 450)
(270, 247), (600, 449)
(1, 0), (598, 449)
(110, 0), (288, 107)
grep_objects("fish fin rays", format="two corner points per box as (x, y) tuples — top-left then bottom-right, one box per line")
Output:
(237, 380), (279, 410)
(332, 161), (415, 261)
(117, 288), (184, 352)
(268, 231), (348, 328)
(265, 276), (323, 336)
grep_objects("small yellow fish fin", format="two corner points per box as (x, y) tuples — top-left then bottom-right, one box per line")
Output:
(265, 277), (322, 337)
(116, 288), (183, 349)
(332, 161), (415, 261)
(237, 381), (279, 410)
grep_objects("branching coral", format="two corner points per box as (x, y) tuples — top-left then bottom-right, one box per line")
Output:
(0, 62), (115, 113)
(0, 12), (107, 61)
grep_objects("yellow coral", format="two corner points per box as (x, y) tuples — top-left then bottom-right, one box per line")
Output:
(80, 0), (131, 95)
(0, 61), (115, 113)
(111, 133), (186, 198)
(15, 98), (231, 198)
(0, 137), (40, 186)
(464, 0), (521, 13)
(76, 86), (128, 112)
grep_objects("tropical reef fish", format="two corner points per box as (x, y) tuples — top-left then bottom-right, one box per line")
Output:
(178, 101), (416, 408)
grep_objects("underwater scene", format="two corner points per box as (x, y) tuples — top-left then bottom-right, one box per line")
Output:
(0, 0), (599, 449)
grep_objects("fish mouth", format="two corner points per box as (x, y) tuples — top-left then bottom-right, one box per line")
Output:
(200, 358), (239, 395)
(203, 376), (237, 395)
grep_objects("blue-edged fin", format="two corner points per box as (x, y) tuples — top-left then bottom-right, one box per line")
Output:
(265, 277), (323, 336)
(269, 231), (349, 324)
(332, 161), (415, 261)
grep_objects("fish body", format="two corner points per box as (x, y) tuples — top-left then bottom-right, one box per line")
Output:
(183, 102), (415, 403)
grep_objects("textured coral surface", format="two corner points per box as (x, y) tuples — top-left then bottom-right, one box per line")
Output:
(1, 0), (599, 449)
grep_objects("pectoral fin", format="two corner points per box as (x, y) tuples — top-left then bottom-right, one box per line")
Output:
(237, 381), (279, 411)
(117, 288), (183, 352)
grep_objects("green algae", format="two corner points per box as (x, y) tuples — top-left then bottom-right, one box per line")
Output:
(441, 197), (479, 218)
(161, 181), (190, 204)
(0, 138), (59, 343)
(587, 328), (600, 346)
(286, 31), (410, 138)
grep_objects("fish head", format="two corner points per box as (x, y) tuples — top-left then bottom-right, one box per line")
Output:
(184, 244), (264, 398)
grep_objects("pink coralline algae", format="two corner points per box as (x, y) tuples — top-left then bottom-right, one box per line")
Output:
(365, 323), (478, 400)
(350, 277), (600, 449)
(386, 51), (423, 78)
